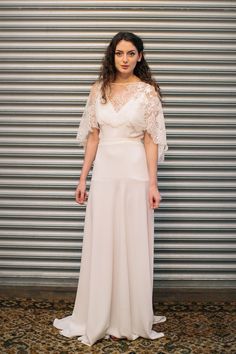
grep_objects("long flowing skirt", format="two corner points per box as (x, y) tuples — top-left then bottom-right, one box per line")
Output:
(53, 139), (166, 346)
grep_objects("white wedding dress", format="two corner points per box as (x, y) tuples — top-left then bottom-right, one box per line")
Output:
(53, 80), (168, 346)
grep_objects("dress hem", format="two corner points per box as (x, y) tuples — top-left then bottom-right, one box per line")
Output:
(53, 315), (166, 347)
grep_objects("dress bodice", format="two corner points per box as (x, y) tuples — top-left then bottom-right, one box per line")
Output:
(96, 82), (149, 143)
(76, 80), (168, 163)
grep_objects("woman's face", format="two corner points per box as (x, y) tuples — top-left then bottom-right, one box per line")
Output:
(114, 40), (142, 76)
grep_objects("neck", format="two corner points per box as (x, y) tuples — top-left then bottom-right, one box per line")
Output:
(114, 73), (138, 83)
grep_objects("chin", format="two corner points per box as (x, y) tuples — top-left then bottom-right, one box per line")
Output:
(119, 68), (132, 74)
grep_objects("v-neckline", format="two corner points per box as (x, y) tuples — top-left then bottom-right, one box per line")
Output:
(107, 97), (134, 114)
(107, 81), (144, 114)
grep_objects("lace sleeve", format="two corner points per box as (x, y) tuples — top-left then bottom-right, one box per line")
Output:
(75, 81), (100, 148)
(144, 85), (168, 163)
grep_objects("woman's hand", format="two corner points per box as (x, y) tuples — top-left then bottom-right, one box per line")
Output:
(149, 185), (162, 209)
(75, 180), (88, 205)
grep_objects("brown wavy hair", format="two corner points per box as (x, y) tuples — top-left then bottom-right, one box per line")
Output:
(97, 31), (163, 104)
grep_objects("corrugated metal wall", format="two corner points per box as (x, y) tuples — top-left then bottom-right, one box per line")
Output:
(0, 0), (235, 288)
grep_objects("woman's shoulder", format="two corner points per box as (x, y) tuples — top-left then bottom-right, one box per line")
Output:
(140, 82), (160, 100)
(90, 80), (100, 90)
(138, 81), (156, 93)
(88, 80), (102, 98)
(91, 80), (103, 89)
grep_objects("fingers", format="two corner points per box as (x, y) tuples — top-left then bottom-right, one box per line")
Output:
(150, 195), (162, 209)
(150, 201), (159, 209)
(75, 189), (88, 205)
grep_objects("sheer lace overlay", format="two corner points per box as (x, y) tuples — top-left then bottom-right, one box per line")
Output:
(76, 80), (168, 162)
(75, 81), (100, 148)
(107, 82), (146, 113)
(143, 84), (169, 162)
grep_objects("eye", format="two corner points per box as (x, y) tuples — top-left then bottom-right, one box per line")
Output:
(115, 52), (122, 56)
(129, 52), (135, 56)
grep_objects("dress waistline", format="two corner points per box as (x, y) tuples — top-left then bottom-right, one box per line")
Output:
(99, 137), (142, 145)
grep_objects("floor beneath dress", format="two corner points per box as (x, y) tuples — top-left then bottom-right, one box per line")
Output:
(0, 288), (235, 354)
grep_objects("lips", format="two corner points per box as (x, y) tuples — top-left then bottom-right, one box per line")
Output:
(121, 65), (129, 68)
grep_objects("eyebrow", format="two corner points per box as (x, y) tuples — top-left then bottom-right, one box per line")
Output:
(115, 49), (136, 53)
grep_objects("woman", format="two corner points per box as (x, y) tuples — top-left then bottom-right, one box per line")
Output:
(53, 31), (168, 347)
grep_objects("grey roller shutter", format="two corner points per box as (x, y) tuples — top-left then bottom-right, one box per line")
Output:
(0, 1), (235, 288)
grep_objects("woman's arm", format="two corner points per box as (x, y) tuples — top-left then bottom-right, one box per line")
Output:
(144, 131), (158, 187)
(143, 84), (168, 208)
(144, 131), (162, 209)
(79, 128), (100, 183)
(75, 81), (100, 204)
(76, 128), (99, 204)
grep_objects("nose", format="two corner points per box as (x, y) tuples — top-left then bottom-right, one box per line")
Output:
(122, 55), (128, 63)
